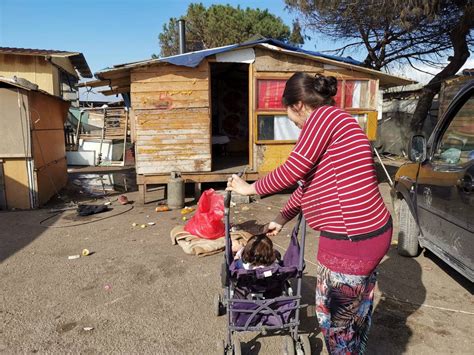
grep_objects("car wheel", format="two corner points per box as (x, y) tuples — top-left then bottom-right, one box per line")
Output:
(397, 198), (420, 257)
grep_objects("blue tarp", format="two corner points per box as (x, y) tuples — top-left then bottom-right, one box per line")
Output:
(101, 38), (362, 74)
(157, 38), (362, 68)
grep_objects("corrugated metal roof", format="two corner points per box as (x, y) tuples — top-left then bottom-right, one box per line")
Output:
(0, 76), (68, 101)
(0, 47), (93, 78)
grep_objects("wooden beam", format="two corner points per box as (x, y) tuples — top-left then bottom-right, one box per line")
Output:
(99, 87), (130, 95)
(137, 172), (261, 184)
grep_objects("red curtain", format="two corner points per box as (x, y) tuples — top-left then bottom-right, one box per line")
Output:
(257, 80), (287, 110)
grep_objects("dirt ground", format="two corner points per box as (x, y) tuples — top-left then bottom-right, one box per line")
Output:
(0, 178), (473, 354)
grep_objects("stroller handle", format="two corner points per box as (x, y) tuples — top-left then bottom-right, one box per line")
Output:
(224, 171), (245, 210)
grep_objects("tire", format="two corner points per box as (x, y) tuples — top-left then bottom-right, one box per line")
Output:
(214, 294), (223, 317)
(299, 334), (311, 355)
(282, 335), (295, 355)
(233, 340), (242, 355)
(397, 198), (420, 257)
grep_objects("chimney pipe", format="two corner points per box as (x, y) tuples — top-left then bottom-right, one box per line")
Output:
(178, 19), (186, 54)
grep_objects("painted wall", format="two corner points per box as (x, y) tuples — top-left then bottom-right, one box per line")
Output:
(0, 54), (59, 95)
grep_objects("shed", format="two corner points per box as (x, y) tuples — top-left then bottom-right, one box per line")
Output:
(0, 77), (70, 209)
(0, 47), (92, 102)
(84, 39), (414, 202)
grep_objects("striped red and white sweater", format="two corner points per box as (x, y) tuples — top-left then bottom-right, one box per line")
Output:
(255, 105), (391, 238)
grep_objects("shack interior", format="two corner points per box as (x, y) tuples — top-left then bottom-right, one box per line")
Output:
(210, 62), (249, 172)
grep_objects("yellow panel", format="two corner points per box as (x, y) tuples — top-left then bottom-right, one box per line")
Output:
(366, 111), (378, 141)
(259, 144), (294, 172)
(0, 54), (55, 95)
(2, 158), (31, 209)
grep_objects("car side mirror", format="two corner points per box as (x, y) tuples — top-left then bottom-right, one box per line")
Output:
(409, 135), (427, 162)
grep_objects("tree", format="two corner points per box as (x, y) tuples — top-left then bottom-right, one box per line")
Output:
(285, 0), (473, 132)
(156, 3), (304, 58)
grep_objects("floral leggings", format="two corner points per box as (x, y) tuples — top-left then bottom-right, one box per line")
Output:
(315, 263), (377, 355)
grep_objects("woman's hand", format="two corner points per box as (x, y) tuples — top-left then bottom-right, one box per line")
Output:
(226, 174), (257, 196)
(265, 221), (283, 236)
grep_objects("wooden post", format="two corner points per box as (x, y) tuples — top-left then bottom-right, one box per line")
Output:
(0, 160), (6, 210)
(194, 182), (201, 202)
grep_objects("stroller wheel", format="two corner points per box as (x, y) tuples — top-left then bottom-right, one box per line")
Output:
(282, 335), (295, 355)
(298, 334), (311, 355)
(214, 293), (224, 317)
(233, 340), (242, 355)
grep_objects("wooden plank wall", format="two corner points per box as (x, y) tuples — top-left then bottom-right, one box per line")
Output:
(29, 91), (69, 205)
(131, 62), (211, 174)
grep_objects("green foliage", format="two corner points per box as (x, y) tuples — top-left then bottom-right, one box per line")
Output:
(155, 3), (303, 57)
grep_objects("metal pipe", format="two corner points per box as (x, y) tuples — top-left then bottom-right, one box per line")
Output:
(178, 19), (186, 54)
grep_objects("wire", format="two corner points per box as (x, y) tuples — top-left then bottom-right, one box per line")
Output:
(39, 204), (133, 228)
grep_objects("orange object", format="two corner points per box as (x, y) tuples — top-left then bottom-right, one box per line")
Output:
(155, 206), (170, 212)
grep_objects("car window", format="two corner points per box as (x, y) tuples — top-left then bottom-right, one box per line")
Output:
(434, 93), (474, 165)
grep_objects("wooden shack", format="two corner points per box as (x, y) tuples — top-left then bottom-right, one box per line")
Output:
(0, 77), (70, 209)
(85, 39), (414, 202)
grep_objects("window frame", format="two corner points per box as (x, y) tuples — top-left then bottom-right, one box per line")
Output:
(253, 75), (379, 144)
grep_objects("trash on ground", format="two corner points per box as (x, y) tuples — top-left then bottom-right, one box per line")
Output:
(77, 204), (109, 216)
(82, 249), (90, 257)
(241, 206), (250, 211)
(391, 240), (398, 246)
(183, 189), (225, 239)
(104, 284), (111, 291)
(267, 207), (272, 210)
(132, 223), (138, 227)
(155, 206), (170, 212)
(147, 222), (155, 226)
(68, 255), (80, 260)
(83, 327), (94, 331)
(140, 224), (147, 228)
(182, 217), (187, 221)
(118, 195), (129, 205)
(104, 201), (112, 206)
(181, 206), (195, 215)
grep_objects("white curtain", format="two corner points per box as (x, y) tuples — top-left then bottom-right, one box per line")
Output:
(274, 116), (301, 140)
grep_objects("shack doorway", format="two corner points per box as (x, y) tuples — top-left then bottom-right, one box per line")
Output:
(210, 63), (249, 172)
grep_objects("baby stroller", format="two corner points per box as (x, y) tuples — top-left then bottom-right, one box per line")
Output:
(215, 190), (311, 355)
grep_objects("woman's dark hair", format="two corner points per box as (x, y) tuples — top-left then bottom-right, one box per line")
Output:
(242, 234), (276, 267)
(282, 72), (338, 109)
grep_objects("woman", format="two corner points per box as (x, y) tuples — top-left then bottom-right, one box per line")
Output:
(227, 72), (392, 354)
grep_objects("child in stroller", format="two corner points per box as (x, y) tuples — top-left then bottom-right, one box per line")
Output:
(234, 234), (280, 270)
(215, 190), (311, 355)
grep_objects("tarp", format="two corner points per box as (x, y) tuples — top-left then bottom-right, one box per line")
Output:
(104, 38), (362, 72)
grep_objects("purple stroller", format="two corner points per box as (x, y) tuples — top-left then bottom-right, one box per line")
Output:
(215, 190), (311, 355)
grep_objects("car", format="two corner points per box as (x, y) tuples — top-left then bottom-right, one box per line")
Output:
(392, 79), (474, 282)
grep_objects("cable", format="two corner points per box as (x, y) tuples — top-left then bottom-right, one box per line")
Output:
(39, 204), (133, 228)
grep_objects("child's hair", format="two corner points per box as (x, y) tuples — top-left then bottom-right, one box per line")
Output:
(241, 234), (276, 267)
(282, 72), (338, 109)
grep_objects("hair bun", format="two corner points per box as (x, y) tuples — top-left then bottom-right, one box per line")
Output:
(313, 74), (337, 98)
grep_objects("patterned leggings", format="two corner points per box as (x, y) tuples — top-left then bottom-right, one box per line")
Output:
(315, 263), (377, 355)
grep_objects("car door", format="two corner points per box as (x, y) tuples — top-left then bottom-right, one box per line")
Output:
(416, 88), (474, 273)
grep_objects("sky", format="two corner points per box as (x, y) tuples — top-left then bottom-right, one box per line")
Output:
(0, 0), (347, 74)
(1, 0), (471, 101)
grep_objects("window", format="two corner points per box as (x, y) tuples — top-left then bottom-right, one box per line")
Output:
(257, 115), (301, 141)
(255, 77), (379, 143)
(434, 94), (474, 165)
(257, 79), (286, 110)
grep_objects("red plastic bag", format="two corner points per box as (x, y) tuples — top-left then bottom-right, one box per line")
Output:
(184, 189), (225, 239)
